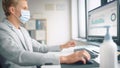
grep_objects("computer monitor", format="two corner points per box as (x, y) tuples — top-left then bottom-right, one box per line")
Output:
(87, 0), (120, 45)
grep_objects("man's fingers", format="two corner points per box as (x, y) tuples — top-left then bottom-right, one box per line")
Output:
(72, 41), (76, 45)
(69, 40), (76, 45)
(83, 51), (91, 61)
(78, 50), (91, 61)
(80, 57), (86, 64)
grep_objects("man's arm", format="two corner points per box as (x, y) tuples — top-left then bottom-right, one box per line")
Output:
(0, 34), (60, 66)
(31, 39), (61, 52)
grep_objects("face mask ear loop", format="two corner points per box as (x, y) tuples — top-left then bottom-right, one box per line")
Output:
(10, 7), (20, 21)
(12, 13), (23, 24)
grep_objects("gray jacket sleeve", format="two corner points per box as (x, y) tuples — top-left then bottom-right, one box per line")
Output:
(0, 33), (60, 66)
(32, 39), (61, 52)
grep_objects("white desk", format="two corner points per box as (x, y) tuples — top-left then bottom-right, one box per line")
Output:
(41, 47), (120, 68)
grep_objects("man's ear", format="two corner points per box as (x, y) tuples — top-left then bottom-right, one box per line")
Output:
(9, 6), (15, 15)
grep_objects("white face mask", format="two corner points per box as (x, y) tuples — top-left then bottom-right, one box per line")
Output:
(19, 10), (30, 24)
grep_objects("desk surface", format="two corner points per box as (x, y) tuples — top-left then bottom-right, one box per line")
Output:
(41, 61), (120, 68)
(41, 46), (120, 68)
(61, 60), (99, 68)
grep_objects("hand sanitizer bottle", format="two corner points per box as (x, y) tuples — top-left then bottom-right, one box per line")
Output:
(100, 26), (118, 68)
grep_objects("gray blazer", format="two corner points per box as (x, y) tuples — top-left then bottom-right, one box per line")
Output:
(0, 19), (60, 68)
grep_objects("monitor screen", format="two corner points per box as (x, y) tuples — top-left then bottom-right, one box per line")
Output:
(87, 0), (120, 45)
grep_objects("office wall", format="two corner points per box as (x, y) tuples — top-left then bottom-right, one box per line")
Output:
(87, 0), (101, 11)
(28, 0), (71, 45)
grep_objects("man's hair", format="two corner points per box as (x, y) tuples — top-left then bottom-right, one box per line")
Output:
(2, 0), (19, 16)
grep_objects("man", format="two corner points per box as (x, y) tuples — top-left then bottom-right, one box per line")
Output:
(0, 0), (90, 68)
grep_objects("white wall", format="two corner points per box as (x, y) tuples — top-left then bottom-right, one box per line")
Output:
(71, 0), (78, 39)
(28, 0), (71, 45)
(87, 0), (101, 11)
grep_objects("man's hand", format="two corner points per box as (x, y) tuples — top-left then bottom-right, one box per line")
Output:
(60, 40), (76, 50)
(60, 50), (91, 64)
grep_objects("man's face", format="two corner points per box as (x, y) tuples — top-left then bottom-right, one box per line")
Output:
(14, 0), (28, 18)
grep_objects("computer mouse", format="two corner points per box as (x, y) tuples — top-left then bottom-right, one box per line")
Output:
(74, 60), (94, 65)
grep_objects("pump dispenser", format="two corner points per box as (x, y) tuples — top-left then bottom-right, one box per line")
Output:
(100, 26), (118, 68)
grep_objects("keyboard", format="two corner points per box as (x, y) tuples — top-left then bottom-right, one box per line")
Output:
(74, 45), (99, 59)
(74, 48), (98, 59)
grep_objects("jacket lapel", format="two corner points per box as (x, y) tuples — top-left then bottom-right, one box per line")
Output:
(12, 28), (29, 50)
(20, 27), (33, 51)
(2, 19), (28, 50)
